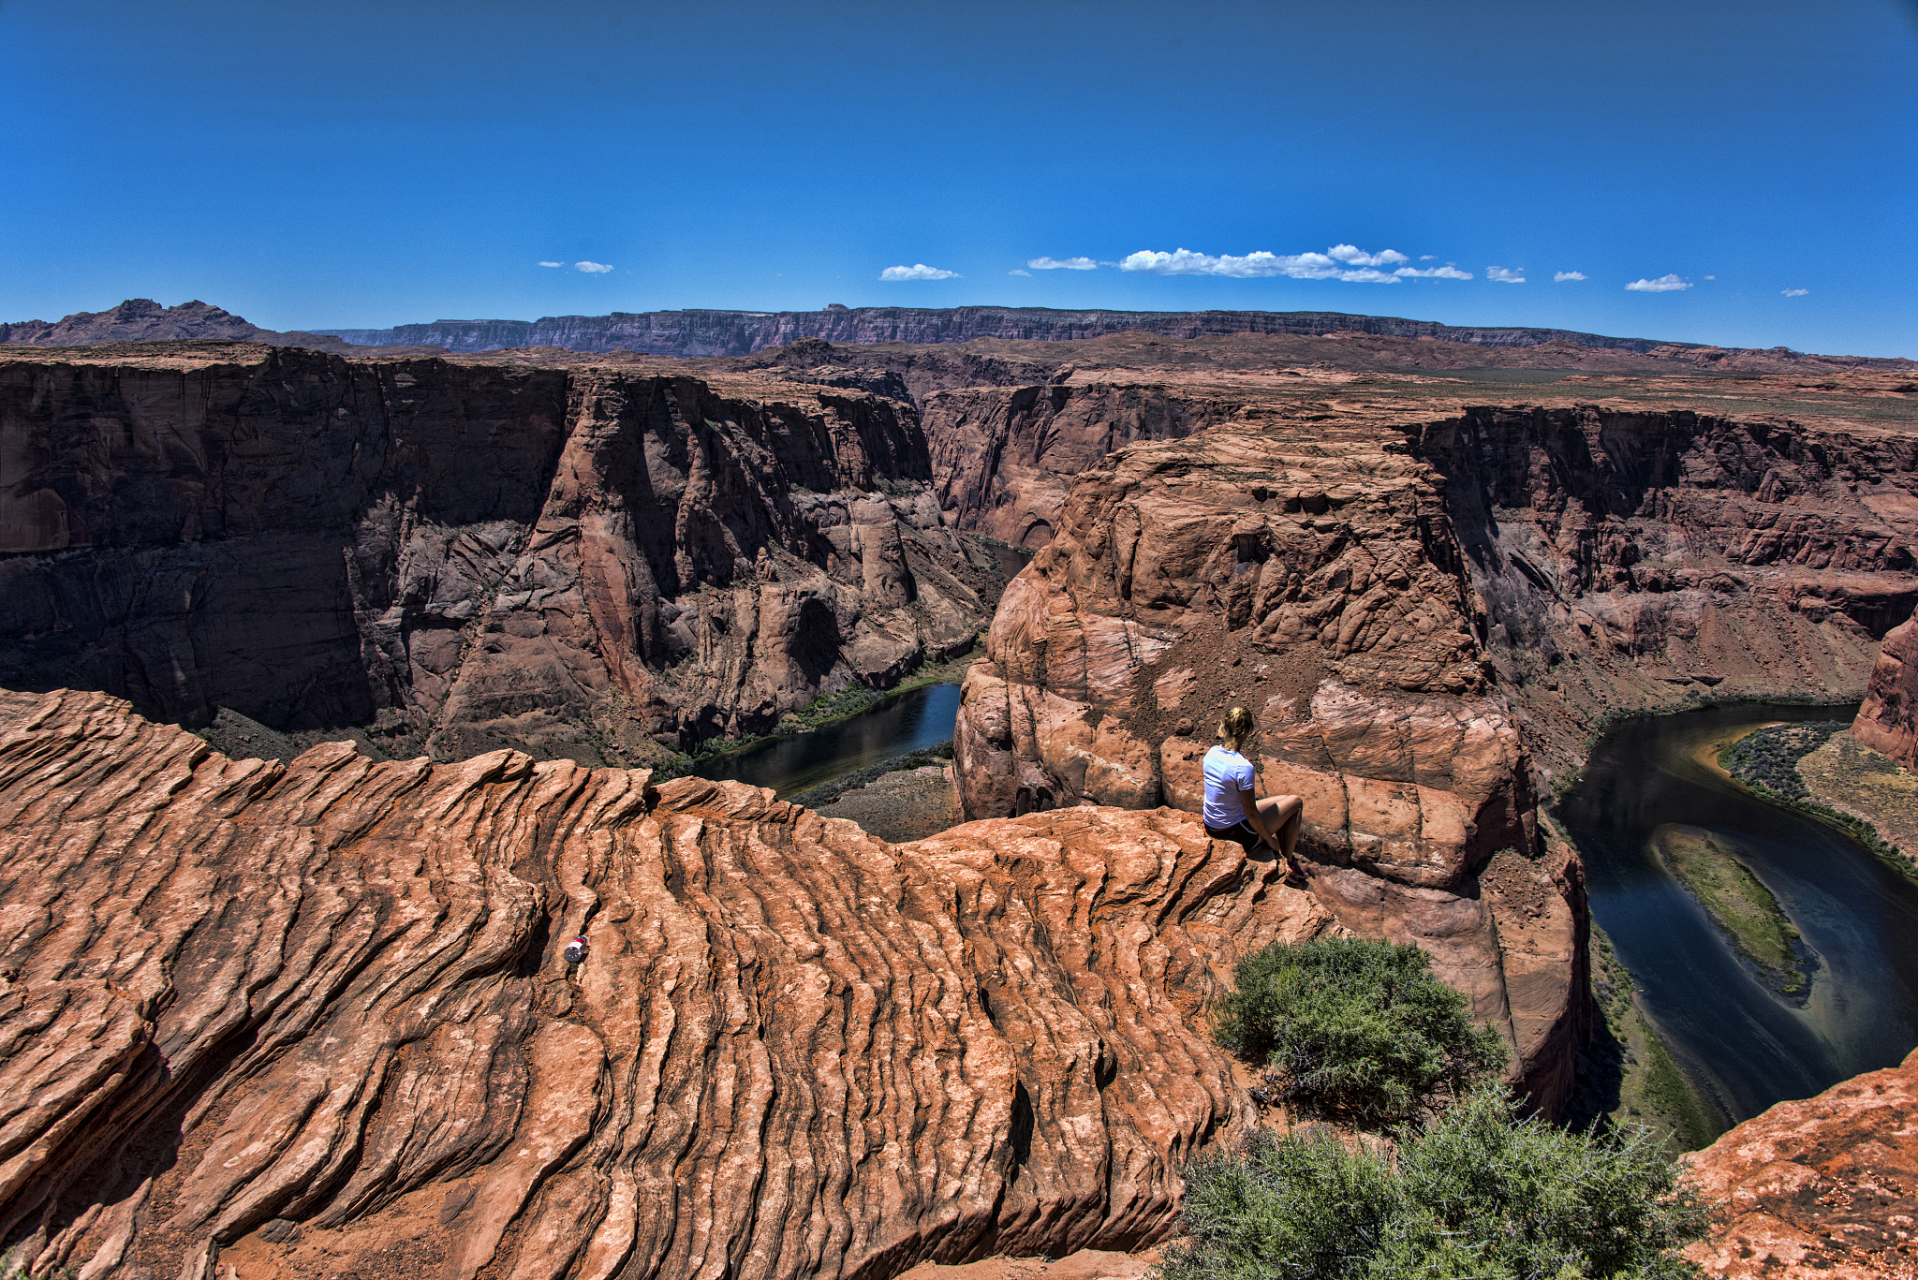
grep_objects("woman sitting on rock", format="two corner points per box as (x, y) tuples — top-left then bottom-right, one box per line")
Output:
(1203, 705), (1306, 885)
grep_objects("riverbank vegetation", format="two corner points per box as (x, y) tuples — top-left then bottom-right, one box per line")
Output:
(1717, 721), (1918, 881)
(1568, 925), (1722, 1153)
(1188, 936), (1713, 1278)
(1722, 720), (1847, 799)
(675, 635), (984, 774)
(787, 740), (952, 809)
(1651, 825), (1806, 995)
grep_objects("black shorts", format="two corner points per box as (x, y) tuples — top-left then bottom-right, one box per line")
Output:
(1205, 819), (1263, 852)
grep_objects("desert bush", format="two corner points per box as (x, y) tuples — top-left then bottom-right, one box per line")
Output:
(1214, 937), (1505, 1125)
(1160, 1084), (1710, 1280)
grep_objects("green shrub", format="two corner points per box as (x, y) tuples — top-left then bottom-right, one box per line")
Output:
(1214, 937), (1506, 1125)
(1160, 1084), (1710, 1280)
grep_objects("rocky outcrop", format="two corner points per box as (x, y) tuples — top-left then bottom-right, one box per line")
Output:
(314, 305), (1706, 358)
(0, 346), (1010, 763)
(1850, 613), (1918, 769)
(1684, 1045), (1918, 1278)
(949, 422), (1586, 1111)
(0, 687), (1332, 1280)
(948, 403), (1918, 1110)
(0, 298), (360, 353)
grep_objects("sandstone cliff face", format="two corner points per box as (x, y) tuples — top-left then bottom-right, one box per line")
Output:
(0, 688), (1333, 1280)
(0, 346), (1006, 763)
(1411, 407), (1918, 773)
(920, 384), (1242, 548)
(1850, 612), (1918, 768)
(948, 421), (1585, 1111)
(1684, 1046), (1918, 1278)
(315, 305), (1702, 358)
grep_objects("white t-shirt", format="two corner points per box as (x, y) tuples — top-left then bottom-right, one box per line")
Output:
(1202, 745), (1256, 830)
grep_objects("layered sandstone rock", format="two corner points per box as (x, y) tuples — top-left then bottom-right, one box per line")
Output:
(1684, 1046), (1918, 1278)
(1850, 613), (1918, 769)
(0, 345), (1008, 764)
(0, 688), (1331, 1280)
(949, 422), (1586, 1110)
(920, 383), (1239, 548)
(1412, 407), (1918, 773)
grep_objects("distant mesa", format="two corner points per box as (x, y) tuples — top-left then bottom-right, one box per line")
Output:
(6, 298), (1906, 369)
(308, 304), (1705, 358)
(0, 297), (362, 353)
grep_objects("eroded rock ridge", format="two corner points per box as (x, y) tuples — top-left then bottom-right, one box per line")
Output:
(0, 688), (1332, 1280)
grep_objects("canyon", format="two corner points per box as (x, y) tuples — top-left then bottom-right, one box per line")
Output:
(0, 342), (1009, 767)
(4, 311), (1918, 1277)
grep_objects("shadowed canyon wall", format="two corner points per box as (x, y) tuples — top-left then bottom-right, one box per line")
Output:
(0, 688), (1336, 1280)
(0, 346), (1009, 763)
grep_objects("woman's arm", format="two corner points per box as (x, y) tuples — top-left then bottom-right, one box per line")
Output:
(1237, 782), (1278, 849)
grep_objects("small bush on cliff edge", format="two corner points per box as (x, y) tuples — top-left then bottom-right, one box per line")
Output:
(1160, 1084), (1711, 1280)
(1214, 937), (1505, 1125)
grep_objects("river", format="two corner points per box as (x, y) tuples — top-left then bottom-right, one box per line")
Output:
(1556, 702), (1918, 1126)
(692, 682), (962, 798)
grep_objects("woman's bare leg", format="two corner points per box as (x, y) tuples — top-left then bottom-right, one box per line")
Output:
(1256, 794), (1304, 860)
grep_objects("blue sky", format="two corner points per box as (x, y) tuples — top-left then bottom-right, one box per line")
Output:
(3, 0), (1914, 356)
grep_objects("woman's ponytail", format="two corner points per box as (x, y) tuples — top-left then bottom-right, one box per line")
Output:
(1218, 705), (1256, 754)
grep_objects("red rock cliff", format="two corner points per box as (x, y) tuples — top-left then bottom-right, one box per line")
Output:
(949, 421), (1586, 1113)
(0, 345), (1008, 763)
(1851, 612), (1918, 768)
(0, 688), (1334, 1280)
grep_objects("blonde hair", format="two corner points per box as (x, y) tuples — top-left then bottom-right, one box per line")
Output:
(1217, 706), (1256, 754)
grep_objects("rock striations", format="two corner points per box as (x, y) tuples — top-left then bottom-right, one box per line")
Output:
(0, 687), (1331, 1280)
(0, 344), (1009, 764)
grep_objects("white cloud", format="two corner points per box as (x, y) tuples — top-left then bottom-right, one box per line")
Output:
(1487, 266), (1526, 284)
(1553, 271), (1587, 282)
(1625, 274), (1691, 292)
(1009, 268), (1032, 276)
(537, 261), (563, 268)
(1028, 256), (1099, 270)
(575, 261), (614, 274)
(1419, 254), (1436, 260)
(880, 263), (961, 281)
(1782, 287), (1809, 297)
(1705, 275), (1716, 280)
(1326, 244), (1409, 266)
(1117, 245), (1411, 282)
(1395, 264), (1472, 280)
